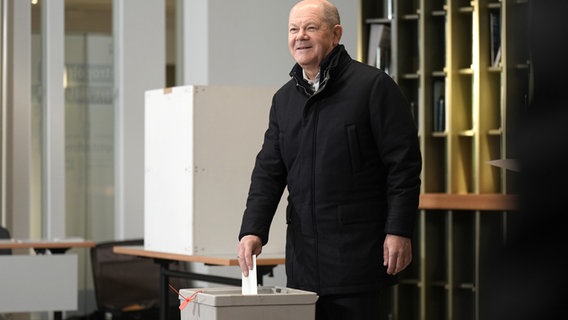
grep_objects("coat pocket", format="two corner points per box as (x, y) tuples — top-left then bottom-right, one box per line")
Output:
(345, 124), (362, 172)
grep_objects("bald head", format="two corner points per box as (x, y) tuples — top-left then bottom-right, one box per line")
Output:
(291, 0), (340, 29)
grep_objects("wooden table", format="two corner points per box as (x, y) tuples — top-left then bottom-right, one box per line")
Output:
(0, 238), (95, 253)
(113, 245), (285, 320)
(0, 238), (95, 319)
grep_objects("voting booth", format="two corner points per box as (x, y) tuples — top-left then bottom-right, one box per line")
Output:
(144, 85), (286, 256)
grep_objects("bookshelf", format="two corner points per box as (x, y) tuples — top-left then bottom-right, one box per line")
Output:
(361, 0), (528, 319)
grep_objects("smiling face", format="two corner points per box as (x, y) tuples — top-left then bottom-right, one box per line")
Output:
(288, 0), (342, 79)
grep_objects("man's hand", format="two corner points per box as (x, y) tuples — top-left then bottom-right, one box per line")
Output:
(237, 235), (263, 277)
(383, 234), (412, 275)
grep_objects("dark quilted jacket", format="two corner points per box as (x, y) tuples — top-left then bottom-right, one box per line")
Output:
(239, 45), (422, 295)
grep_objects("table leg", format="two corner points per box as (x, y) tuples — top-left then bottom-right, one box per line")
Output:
(256, 265), (276, 286)
(156, 259), (172, 320)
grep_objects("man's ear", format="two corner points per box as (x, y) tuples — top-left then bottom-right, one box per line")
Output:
(333, 24), (343, 45)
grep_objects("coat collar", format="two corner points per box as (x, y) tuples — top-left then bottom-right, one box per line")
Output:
(289, 44), (351, 94)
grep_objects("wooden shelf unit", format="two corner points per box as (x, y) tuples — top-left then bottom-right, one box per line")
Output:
(361, 0), (529, 319)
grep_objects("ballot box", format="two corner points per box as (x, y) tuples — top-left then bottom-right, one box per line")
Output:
(179, 286), (318, 320)
(144, 85), (287, 256)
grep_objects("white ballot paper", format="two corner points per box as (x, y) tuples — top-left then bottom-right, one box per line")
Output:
(241, 254), (258, 295)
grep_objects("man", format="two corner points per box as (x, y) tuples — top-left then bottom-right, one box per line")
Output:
(237, 0), (422, 319)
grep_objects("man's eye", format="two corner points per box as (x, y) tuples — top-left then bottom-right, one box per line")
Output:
(289, 28), (298, 33)
(307, 26), (317, 31)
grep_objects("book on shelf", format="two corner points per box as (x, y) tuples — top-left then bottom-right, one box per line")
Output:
(489, 9), (501, 67)
(432, 80), (445, 132)
(410, 101), (418, 130)
(383, 0), (393, 19)
(493, 46), (501, 68)
(367, 24), (391, 74)
(433, 96), (445, 132)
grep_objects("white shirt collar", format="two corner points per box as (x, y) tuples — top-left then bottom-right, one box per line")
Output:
(303, 69), (320, 92)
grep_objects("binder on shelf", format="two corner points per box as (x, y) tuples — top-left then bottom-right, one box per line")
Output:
(493, 46), (501, 68)
(410, 101), (418, 130)
(383, 0), (393, 19)
(367, 24), (391, 74)
(433, 96), (445, 132)
(438, 97), (445, 132)
(432, 80), (445, 132)
(489, 9), (501, 67)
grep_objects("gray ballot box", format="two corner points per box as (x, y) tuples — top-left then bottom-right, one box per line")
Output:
(179, 286), (318, 320)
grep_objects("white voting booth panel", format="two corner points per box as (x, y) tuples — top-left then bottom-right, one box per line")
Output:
(144, 85), (286, 256)
(0, 255), (78, 312)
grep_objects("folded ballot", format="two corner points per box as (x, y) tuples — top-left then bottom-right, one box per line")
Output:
(241, 254), (258, 295)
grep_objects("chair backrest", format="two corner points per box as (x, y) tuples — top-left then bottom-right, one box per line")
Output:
(0, 226), (12, 255)
(90, 239), (160, 312)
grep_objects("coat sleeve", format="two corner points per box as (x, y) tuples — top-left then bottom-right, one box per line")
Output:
(238, 96), (288, 245)
(371, 72), (422, 238)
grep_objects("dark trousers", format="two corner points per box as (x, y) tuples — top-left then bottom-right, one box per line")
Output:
(315, 291), (382, 320)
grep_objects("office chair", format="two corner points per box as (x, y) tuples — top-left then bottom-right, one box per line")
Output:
(90, 239), (189, 320)
(0, 226), (11, 255)
(90, 239), (161, 320)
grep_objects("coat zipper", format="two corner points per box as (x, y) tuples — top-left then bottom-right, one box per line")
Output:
(311, 104), (320, 290)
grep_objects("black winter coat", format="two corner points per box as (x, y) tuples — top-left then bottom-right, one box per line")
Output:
(239, 45), (422, 295)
